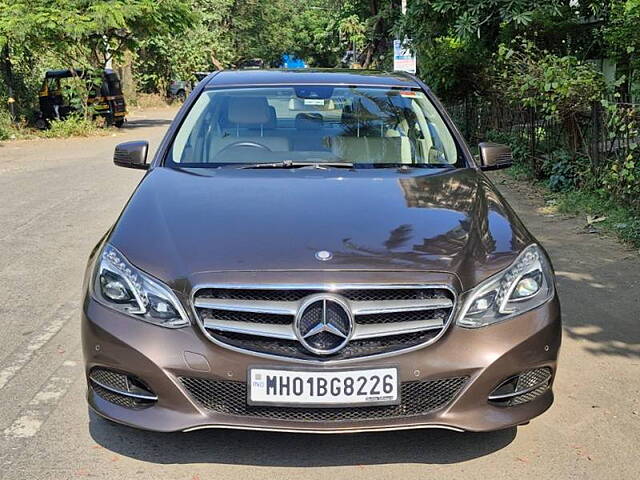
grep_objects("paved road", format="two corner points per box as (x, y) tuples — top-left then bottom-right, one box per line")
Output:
(0, 108), (638, 479)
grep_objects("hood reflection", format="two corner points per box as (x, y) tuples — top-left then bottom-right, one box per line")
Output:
(330, 171), (527, 283)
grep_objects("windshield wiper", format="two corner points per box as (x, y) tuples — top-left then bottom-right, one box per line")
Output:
(381, 163), (456, 170)
(239, 161), (354, 170)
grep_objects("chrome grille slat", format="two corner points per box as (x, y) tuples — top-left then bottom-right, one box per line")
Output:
(351, 319), (444, 340)
(204, 318), (444, 341)
(193, 284), (456, 361)
(194, 297), (451, 316)
(351, 298), (453, 315)
(203, 319), (296, 340)
(194, 298), (298, 315)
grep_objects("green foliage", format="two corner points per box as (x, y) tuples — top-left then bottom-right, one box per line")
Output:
(288, 4), (343, 67)
(603, 1), (640, 70)
(598, 101), (640, 209)
(602, 153), (640, 209)
(425, 0), (564, 39)
(495, 40), (608, 120)
(0, 0), (193, 121)
(544, 151), (589, 192)
(417, 37), (489, 101)
(41, 114), (103, 138)
(0, 0), (194, 66)
(0, 109), (12, 140)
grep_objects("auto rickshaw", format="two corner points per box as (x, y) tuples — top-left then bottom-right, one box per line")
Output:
(35, 69), (127, 129)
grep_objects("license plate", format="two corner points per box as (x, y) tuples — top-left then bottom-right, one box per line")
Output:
(248, 367), (399, 407)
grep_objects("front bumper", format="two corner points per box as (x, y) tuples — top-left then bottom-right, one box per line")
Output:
(82, 294), (561, 433)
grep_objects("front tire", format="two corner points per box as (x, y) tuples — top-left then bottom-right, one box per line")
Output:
(35, 117), (47, 130)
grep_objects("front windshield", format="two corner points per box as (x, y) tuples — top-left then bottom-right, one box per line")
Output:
(168, 85), (461, 167)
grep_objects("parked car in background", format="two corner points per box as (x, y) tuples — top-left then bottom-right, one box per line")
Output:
(237, 58), (265, 69)
(193, 71), (211, 82)
(168, 79), (190, 102)
(36, 69), (127, 128)
(83, 69), (561, 434)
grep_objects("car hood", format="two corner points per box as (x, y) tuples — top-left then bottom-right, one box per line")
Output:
(108, 167), (532, 291)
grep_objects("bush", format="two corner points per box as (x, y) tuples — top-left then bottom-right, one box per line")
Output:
(0, 110), (14, 141)
(597, 102), (640, 211)
(496, 40), (607, 121)
(544, 150), (589, 192)
(602, 152), (640, 211)
(495, 40), (608, 157)
(41, 115), (103, 139)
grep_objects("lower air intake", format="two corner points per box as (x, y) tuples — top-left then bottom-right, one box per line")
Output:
(89, 368), (157, 409)
(489, 367), (552, 407)
(179, 376), (468, 422)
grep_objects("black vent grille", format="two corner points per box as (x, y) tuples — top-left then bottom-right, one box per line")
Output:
(209, 329), (440, 361)
(90, 368), (129, 391)
(89, 367), (156, 409)
(197, 288), (452, 303)
(356, 308), (449, 325)
(180, 376), (468, 422)
(489, 367), (552, 407)
(92, 384), (146, 409)
(199, 308), (293, 325)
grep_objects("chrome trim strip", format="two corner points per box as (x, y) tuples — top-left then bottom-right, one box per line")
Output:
(488, 378), (551, 401)
(204, 316), (443, 341)
(182, 423), (465, 434)
(351, 298), (453, 315)
(194, 298), (297, 315)
(194, 297), (452, 316)
(194, 294), (453, 315)
(190, 283), (457, 365)
(203, 319), (296, 340)
(89, 378), (158, 401)
(352, 319), (444, 340)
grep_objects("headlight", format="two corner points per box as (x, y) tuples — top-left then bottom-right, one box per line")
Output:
(456, 244), (555, 328)
(91, 244), (190, 328)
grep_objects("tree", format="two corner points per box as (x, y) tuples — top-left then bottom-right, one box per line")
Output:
(0, 0), (194, 117)
(0, 0), (193, 67)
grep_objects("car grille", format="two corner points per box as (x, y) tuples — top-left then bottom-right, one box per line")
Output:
(193, 285), (455, 361)
(180, 376), (468, 422)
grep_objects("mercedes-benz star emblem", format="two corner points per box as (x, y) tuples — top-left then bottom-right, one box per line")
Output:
(294, 295), (353, 355)
(315, 250), (333, 261)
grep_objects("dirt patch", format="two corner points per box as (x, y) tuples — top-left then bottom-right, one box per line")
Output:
(491, 171), (639, 256)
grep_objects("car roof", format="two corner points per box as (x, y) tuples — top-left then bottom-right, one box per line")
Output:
(45, 68), (116, 79)
(205, 69), (420, 89)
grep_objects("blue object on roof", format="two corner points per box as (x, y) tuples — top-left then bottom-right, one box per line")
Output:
(281, 54), (307, 69)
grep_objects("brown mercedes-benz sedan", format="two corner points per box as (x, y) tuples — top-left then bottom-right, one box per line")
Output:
(82, 69), (561, 433)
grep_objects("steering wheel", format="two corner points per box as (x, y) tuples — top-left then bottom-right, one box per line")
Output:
(218, 141), (272, 155)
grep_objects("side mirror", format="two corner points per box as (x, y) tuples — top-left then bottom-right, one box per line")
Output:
(478, 142), (513, 171)
(114, 141), (149, 170)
